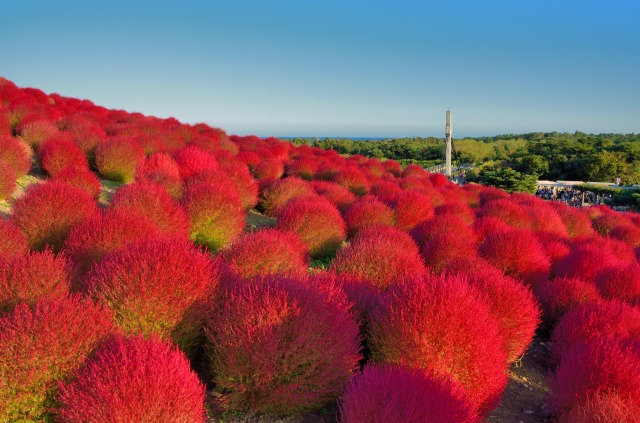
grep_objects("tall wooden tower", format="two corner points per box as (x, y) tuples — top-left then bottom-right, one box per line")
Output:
(445, 110), (452, 177)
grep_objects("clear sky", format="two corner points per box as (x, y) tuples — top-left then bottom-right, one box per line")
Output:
(1, 0), (638, 138)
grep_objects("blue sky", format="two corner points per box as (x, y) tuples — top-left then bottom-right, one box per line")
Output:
(1, 0), (638, 138)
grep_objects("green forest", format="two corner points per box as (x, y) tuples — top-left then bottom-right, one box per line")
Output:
(293, 132), (640, 186)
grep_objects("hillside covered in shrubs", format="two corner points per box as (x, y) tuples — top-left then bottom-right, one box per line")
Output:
(1, 77), (640, 422)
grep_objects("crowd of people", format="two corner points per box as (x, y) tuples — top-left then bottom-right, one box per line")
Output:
(535, 186), (608, 208)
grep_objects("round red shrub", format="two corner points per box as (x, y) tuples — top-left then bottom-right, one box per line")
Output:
(110, 180), (189, 238)
(0, 250), (72, 313)
(204, 275), (361, 415)
(533, 277), (602, 323)
(253, 158), (284, 181)
(536, 232), (571, 265)
(57, 334), (207, 423)
(478, 186), (510, 204)
(477, 199), (532, 229)
(0, 160), (16, 201)
(609, 224), (640, 248)
(53, 167), (101, 199)
(582, 235), (637, 262)
(592, 212), (632, 237)
(550, 300), (640, 364)
(399, 175), (433, 194)
(220, 229), (309, 279)
(344, 195), (395, 237)
(173, 145), (220, 181)
(479, 228), (550, 287)
(63, 208), (161, 275)
(11, 181), (97, 252)
(60, 115), (107, 155)
(0, 218), (28, 261)
(334, 166), (371, 196)
(549, 336), (640, 421)
(338, 364), (478, 423)
(554, 204), (595, 238)
(596, 262), (640, 304)
(286, 156), (319, 180)
(259, 176), (314, 217)
(38, 137), (89, 177)
(139, 152), (183, 199)
(0, 112), (10, 136)
(236, 151), (261, 171)
(401, 164), (426, 178)
(95, 136), (145, 183)
(392, 190), (434, 232)
(21, 119), (79, 156)
(526, 205), (568, 238)
(435, 202), (476, 224)
(310, 180), (356, 214)
(421, 231), (479, 274)
(370, 181), (402, 206)
(463, 266), (540, 363)
(85, 237), (218, 355)
(276, 197), (346, 258)
(330, 226), (425, 290)
(181, 180), (245, 252)
(316, 159), (344, 181)
(0, 135), (31, 178)
(0, 296), (113, 422)
(473, 216), (512, 239)
(220, 160), (259, 210)
(429, 172), (449, 187)
(368, 274), (508, 416)
(554, 244), (623, 283)
(411, 214), (475, 247)
(382, 159), (402, 177)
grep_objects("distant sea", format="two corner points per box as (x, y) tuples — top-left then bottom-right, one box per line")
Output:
(280, 137), (388, 141)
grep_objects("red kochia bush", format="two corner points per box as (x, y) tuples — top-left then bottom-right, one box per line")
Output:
(549, 336), (640, 421)
(382, 159), (402, 177)
(410, 214), (475, 248)
(57, 335), (207, 423)
(609, 224), (640, 248)
(276, 197), (346, 258)
(596, 262), (640, 304)
(421, 231), (479, 274)
(54, 167), (102, 199)
(553, 204), (595, 238)
(253, 158), (285, 181)
(550, 300), (640, 364)
(463, 265), (540, 364)
(0, 296), (113, 422)
(0, 218), (28, 260)
(259, 176), (314, 217)
(368, 274), (508, 416)
(344, 195), (395, 237)
(85, 237), (218, 355)
(204, 275), (361, 415)
(479, 228), (550, 287)
(0, 160), (16, 201)
(554, 244), (622, 283)
(220, 229), (309, 279)
(370, 181), (402, 206)
(394, 190), (435, 232)
(17, 120), (59, 148)
(11, 181), (97, 252)
(338, 364), (479, 423)
(63, 208), (161, 275)
(477, 199), (532, 229)
(0, 135), (31, 178)
(139, 152), (183, 198)
(0, 250), (72, 313)
(181, 180), (245, 252)
(533, 277), (602, 323)
(330, 225), (425, 290)
(220, 160), (259, 210)
(173, 145), (220, 180)
(95, 136), (145, 183)
(334, 166), (371, 196)
(310, 180), (356, 214)
(110, 180), (189, 238)
(38, 138), (88, 177)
